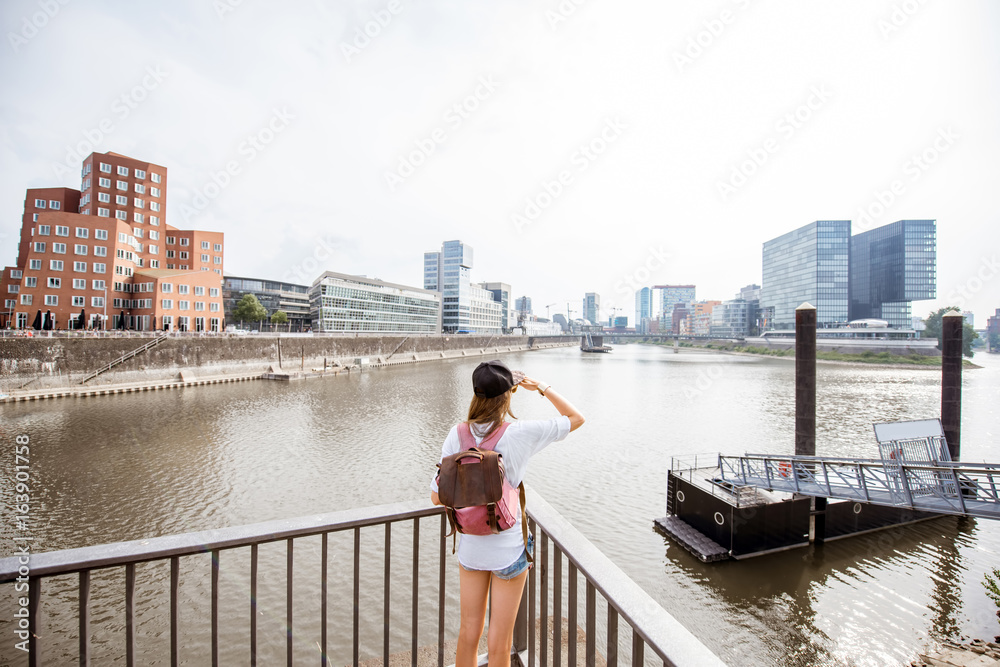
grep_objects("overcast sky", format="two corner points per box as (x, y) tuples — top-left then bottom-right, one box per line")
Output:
(2, 1), (998, 326)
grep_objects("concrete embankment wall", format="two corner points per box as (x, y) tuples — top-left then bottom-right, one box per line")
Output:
(0, 334), (579, 392)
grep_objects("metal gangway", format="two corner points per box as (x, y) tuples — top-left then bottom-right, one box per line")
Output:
(718, 420), (1000, 520)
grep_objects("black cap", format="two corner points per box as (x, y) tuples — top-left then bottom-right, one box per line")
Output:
(472, 360), (516, 399)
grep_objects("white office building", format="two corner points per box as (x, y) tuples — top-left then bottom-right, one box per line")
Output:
(310, 271), (441, 333)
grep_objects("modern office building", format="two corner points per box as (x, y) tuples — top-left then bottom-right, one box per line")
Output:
(987, 308), (999, 351)
(655, 285), (696, 324)
(760, 220), (851, 330)
(310, 271), (441, 333)
(468, 283), (504, 334)
(635, 286), (653, 332)
(223, 276), (311, 331)
(583, 292), (600, 325)
(710, 300), (753, 338)
(424, 240), (479, 333)
(2, 151), (225, 331)
(515, 296), (532, 318)
(479, 281), (514, 332)
(848, 219), (936, 328)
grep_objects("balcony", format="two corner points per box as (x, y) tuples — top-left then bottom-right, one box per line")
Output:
(0, 486), (723, 666)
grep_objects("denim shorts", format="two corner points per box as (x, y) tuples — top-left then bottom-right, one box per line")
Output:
(493, 534), (534, 580)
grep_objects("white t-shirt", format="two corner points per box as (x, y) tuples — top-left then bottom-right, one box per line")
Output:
(431, 416), (571, 571)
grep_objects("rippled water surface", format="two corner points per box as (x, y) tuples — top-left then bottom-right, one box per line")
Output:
(1, 344), (998, 665)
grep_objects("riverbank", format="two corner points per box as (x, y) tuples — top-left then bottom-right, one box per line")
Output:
(0, 333), (578, 399)
(662, 341), (983, 369)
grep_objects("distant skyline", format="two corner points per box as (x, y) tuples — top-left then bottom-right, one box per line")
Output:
(2, 1), (998, 326)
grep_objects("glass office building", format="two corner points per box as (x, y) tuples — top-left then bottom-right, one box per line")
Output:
(583, 292), (600, 325)
(310, 271), (441, 333)
(635, 286), (653, 332)
(760, 220), (851, 330)
(223, 276), (311, 331)
(849, 219), (936, 328)
(479, 281), (513, 332)
(424, 240), (476, 333)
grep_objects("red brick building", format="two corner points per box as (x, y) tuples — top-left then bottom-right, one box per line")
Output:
(2, 152), (225, 331)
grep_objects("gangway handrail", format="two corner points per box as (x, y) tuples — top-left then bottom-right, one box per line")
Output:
(79, 332), (169, 384)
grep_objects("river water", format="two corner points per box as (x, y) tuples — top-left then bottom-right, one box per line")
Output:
(1, 344), (998, 665)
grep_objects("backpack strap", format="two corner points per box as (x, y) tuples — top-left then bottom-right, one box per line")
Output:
(518, 482), (532, 563)
(458, 421), (511, 451)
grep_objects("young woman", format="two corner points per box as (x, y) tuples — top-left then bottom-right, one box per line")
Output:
(430, 360), (585, 667)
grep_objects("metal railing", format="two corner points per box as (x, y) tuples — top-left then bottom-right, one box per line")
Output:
(0, 489), (724, 666)
(79, 332), (170, 384)
(719, 454), (1000, 520)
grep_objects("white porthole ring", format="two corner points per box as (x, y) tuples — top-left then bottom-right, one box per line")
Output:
(853, 503), (862, 515)
(676, 491), (685, 503)
(714, 512), (725, 525)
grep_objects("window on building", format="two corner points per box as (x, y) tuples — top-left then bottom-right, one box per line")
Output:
(100, 162), (111, 173)
(134, 198), (144, 209)
(178, 300), (189, 311)
(148, 245), (158, 255)
(73, 278), (86, 289)
(44, 295), (58, 306)
(148, 230), (159, 240)
(98, 207), (109, 217)
(178, 284), (189, 295)
(149, 216), (159, 226)
(162, 282), (173, 293)
(92, 296), (104, 308)
(117, 180), (127, 190)
(20, 294), (32, 305)
(50, 260), (64, 271)
(194, 286), (204, 296)
(82, 178), (91, 190)
(166, 263), (174, 270)
(116, 210), (127, 221)
(5, 299), (15, 309)
(133, 228), (144, 238)
(47, 277), (61, 288)
(213, 256), (222, 265)
(94, 246), (107, 257)
(95, 229), (108, 241)
(93, 263), (106, 273)
(134, 213), (144, 223)
(55, 226), (68, 236)
(24, 277), (36, 288)
(92, 280), (105, 290)
(150, 187), (160, 198)
(179, 251), (189, 260)
(37, 225), (50, 235)
(73, 262), (87, 272)
(201, 254), (209, 262)
(98, 193), (110, 203)
(118, 232), (128, 243)
(195, 302), (205, 311)
(99, 177), (111, 188)
(166, 236), (175, 245)
(75, 244), (87, 255)
(49, 200), (61, 210)
(6, 284), (18, 293)
(32, 213), (38, 222)
(150, 201), (160, 212)
(150, 172), (161, 183)
(200, 241), (209, 250)
(34, 199), (46, 208)
(76, 227), (89, 238)
(33, 242), (45, 253)
(213, 243), (222, 252)
(29, 259), (41, 270)
(52, 243), (66, 254)
(71, 295), (85, 307)
(179, 237), (189, 246)
(209, 287), (219, 297)
(116, 195), (127, 206)
(166, 250), (175, 259)
(210, 302), (220, 312)
(117, 165), (128, 176)
(134, 184), (145, 194)
(162, 299), (174, 309)
(135, 169), (146, 179)
(150, 260), (159, 268)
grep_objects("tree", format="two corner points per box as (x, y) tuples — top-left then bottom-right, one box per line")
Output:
(923, 307), (978, 358)
(233, 294), (267, 328)
(270, 310), (289, 332)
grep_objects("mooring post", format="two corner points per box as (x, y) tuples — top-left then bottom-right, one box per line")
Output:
(795, 303), (816, 457)
(941, 312), (963, 460)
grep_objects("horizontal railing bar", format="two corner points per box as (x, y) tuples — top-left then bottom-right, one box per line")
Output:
(735, 454), (1000, 472)
(0, 500), (444, 582)
(525, 485), (725, 667)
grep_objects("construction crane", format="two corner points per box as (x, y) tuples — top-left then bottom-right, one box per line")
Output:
(545, 303), (557, 319)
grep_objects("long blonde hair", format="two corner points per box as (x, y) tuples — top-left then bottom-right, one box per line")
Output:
(466, 390), (516, 439)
